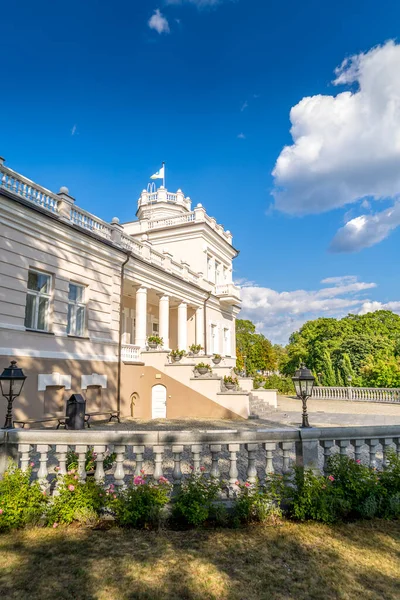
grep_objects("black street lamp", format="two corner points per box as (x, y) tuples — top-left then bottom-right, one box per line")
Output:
(0, 361), (27, 429)
(292, 363), (315, 428)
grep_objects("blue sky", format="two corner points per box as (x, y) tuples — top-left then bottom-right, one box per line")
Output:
(2, 0), (400, 343)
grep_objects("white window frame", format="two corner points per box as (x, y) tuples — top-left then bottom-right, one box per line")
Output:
(223, 327), (231, 357)
(210, 322), (219, 354)
(67, 282), (86, 337)
(215, 261), (221, 284)
(25, 269), (52, 331)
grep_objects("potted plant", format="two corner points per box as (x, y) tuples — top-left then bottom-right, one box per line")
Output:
(223, 375), (238, 390)
(212, 354), (222, 365)
(196, 362), (212, 376)
(147, 335), (163, 349)
(170, 349), (186, 362)
(189, 343), (203, 356)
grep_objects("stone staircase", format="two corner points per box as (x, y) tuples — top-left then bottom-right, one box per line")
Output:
(248, 391), (277, 419)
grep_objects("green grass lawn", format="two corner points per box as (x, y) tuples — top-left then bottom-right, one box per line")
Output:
(0, 520), (399, 600)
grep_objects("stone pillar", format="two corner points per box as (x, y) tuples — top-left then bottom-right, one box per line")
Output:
(57, 186), (75, 222)
(110, 217), (124, 245)
(135, 287), (148, 348)
(159, 295), (170, 349)
(177, 302), (188, 351)
(195, 307), (204, 348)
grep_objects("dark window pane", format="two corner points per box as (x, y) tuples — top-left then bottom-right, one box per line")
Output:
(27, 271), (50, 293)
(24, 293), (35, 328)
(37, 297), (49, 330)
(76, 306), (85, 336)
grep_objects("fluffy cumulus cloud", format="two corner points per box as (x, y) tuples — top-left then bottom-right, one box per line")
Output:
(238, 276), (377, 344)
(148, 9), (170, 34)
(272, 41), (400, 250)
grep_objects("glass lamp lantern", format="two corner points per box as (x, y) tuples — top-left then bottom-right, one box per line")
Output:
(292, 363), (315, 428)
(0, 360), (27, 429)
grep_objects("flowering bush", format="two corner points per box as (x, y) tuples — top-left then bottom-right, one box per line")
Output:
(290, 452), (400, 523)
(0, 463), (47, 531)
(66, 447), (116, 473)
(233, 475), (285, 526)
(46, 471), (105, 526)
(172, 471), (222, 528)
(109, 471), (171, 529)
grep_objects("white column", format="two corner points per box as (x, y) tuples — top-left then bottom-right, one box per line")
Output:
(177, 302), (188, 350)
(195, 307), (204, 348)
(159, 294), (170, 349)
(135, 287), (147, 348)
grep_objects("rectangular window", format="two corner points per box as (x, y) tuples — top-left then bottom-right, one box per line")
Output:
(67, 283), (86, 336)
(215, 261), (221, 284)
(24, 270), (52, 331)
(207, 256), (213, 282)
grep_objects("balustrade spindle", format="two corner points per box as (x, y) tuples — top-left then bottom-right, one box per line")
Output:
(114, 445), (126, 488)
(228, 443), (240, 484)
(18, 444), (31, 471)
(153, 446), (164, 480)
(245, 443), (258, 483)
(172, 445), (184, 484)
(37, 444), (49, 489)
(263, 442), (276, 475)
(379, 438), (393, 469)
(321, 440), (334, 473)
(76, 445), (88, 482)
(55, 444), (68, 475)
(210, 444), (221, 479)
(338, 439), (350, 457)
(279, 442), (292, 474)
(94, 445), (107, 483)
(366, 439), (380, 468)
(133, 445), (145, 475)
(191, 444), (202, 473)
(350, 439), (364, 464)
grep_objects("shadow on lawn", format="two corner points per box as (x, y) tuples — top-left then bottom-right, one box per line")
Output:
(0, 521), (399, 600)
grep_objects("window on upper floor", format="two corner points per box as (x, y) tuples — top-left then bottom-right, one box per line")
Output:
(67, 283), (86, 337)
(25, 270), (52, 331)
(215, 261), (221, 284)
(223, 266), (228, 282)
(207, 255), (213, 282)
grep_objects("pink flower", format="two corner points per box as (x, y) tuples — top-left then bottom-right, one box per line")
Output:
(235, 480), (240, 485)
(69, 469), (76, 474)
(53, 522), (58, 528)
(189, 465), (194, 470)
(140, 469), (145, 474)
(159, 476), (169, 484)
(74, 475), (79, 480)
(328, 475), (335, 482)
(99, 494), (103, 497)
(133, 476), (144, 485)
(0, 509), (3, 515)
(68, 484), (75, 492)
(113, 494), (117, 499)
(200, 466), (205, 472)
(42, 491), (46, 496)
(54, 466), (60, 471)
(356, 459), (361, 464)
(244, 482), (251, 488)
(30, 462), (35, 467)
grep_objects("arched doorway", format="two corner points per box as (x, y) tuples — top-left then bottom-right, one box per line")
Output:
(152, 384), (167, 419)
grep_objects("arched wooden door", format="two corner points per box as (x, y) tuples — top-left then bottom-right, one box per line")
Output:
(152, 384), (167, 419)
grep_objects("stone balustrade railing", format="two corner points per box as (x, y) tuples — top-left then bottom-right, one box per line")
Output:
(121, 344), (141, 362)
(1, 425), (399, 491)
(312, 386), (400, 403)
(215, 283), (241, 300)
(0, 164), (59, 213)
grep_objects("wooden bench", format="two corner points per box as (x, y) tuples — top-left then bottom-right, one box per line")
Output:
(14, 416), (69, 429)
(84, 411), (120, 428)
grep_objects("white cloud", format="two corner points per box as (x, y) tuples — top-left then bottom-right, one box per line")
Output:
(148, 9), (170, 34)
(330, 202), (400, 252)
(240, 100), (248, 112)
(166, 0), (221, 6)
(272, 41), (400, 249)
(239, 276), (377, 344)
(237, 132), (246, 139)
(358, 300), (400, 315)
(71, 124), (77, 136)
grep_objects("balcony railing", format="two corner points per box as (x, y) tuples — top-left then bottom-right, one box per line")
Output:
(121, 344), (141, 362)
(215, 283), (241, 302)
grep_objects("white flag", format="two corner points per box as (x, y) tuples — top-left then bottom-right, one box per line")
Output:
(150, 165), (165, 180)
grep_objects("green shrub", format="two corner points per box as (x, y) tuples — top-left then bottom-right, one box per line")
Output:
(233, 475), (285, 525)
(0, 463), (47, 531)
(109, 473), (171, 529)
(254, 374), (294, 394)
(66, 447), (116, 473)
(172, 471), (222, 527)
(46, 471), (105, 526)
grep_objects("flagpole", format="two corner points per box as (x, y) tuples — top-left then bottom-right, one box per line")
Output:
(162, 161), (165, 188)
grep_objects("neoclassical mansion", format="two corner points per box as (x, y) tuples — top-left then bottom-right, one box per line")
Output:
(0, 157), (274, 423)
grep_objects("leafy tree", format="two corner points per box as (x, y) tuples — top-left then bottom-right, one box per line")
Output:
(236, 319), (276, 375)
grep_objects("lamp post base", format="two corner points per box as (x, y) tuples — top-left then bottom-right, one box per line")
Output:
(301, 396), (311, 428)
